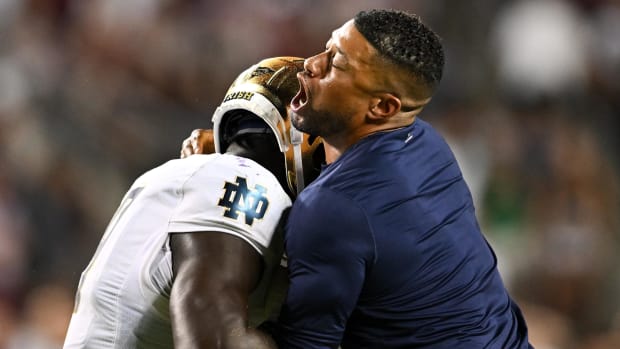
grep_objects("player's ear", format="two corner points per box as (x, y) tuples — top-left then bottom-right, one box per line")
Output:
(368, 93), (401, 121)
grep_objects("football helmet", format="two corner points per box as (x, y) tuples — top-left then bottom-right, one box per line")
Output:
(212, 56), (323, 196)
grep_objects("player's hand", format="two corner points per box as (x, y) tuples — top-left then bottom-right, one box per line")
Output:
(180, 129), (216, 158)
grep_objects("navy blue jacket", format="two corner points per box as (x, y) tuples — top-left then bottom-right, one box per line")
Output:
(276, 118), (532, 349)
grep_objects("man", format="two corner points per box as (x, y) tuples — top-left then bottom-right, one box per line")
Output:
(63, 56), (322, 349)
(278, 9), (532, 349)
(187, 9), (534, 349)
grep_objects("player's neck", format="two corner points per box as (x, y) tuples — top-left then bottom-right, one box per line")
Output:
(226, 135), (289, 196)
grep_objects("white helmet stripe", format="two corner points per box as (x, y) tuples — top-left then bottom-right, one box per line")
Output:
(212, 83), (290, 154)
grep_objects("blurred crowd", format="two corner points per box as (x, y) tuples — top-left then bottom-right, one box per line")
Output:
(0, 0), (618, 348)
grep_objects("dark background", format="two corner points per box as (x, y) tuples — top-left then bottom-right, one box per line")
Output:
(0, 0), (618, 348)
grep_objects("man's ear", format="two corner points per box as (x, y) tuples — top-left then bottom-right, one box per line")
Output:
(368, 93), (401, 120)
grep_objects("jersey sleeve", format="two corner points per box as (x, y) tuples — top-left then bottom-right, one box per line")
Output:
(275, 187), (375, 348)
(167, 155), (292, 255)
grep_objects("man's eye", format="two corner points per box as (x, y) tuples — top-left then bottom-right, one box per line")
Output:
(331, 57), (345, 71)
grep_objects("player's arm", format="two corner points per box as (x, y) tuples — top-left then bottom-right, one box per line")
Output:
(170, 231), (277, 349)
(180, 128), (215, 158)
(274, 188), (375, 348)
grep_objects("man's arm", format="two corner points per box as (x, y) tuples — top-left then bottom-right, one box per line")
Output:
(170, 231), (277, 349)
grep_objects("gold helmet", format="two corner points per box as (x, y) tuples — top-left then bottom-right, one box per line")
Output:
(212, 56), (324, 196)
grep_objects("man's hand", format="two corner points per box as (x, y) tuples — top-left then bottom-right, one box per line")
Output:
(180, 129), (216, 158)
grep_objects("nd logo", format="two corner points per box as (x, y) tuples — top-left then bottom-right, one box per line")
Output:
(218, 176), (269, 226)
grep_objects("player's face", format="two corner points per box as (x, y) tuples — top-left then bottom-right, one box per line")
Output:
(290, 20), (381, 139)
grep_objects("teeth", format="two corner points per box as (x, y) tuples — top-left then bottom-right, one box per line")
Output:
(291, 82), (307, 111)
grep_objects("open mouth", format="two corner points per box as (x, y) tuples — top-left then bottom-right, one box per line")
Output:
(291, 73), (308, 112)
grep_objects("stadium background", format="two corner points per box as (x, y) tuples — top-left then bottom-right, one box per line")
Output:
(0, 0), (618, 348)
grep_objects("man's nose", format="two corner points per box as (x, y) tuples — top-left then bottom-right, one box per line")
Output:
(303, 52), (327, 78)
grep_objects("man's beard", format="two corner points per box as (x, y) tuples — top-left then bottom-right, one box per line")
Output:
(291, 106), (350, 139)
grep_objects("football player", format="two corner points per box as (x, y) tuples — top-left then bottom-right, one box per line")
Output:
(63, 56), (323, 349)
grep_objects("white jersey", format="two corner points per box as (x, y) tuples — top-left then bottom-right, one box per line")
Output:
(63, 154), (292, 349)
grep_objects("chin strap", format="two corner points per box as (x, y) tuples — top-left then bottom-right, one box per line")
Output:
(290, 126), (305, 194)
